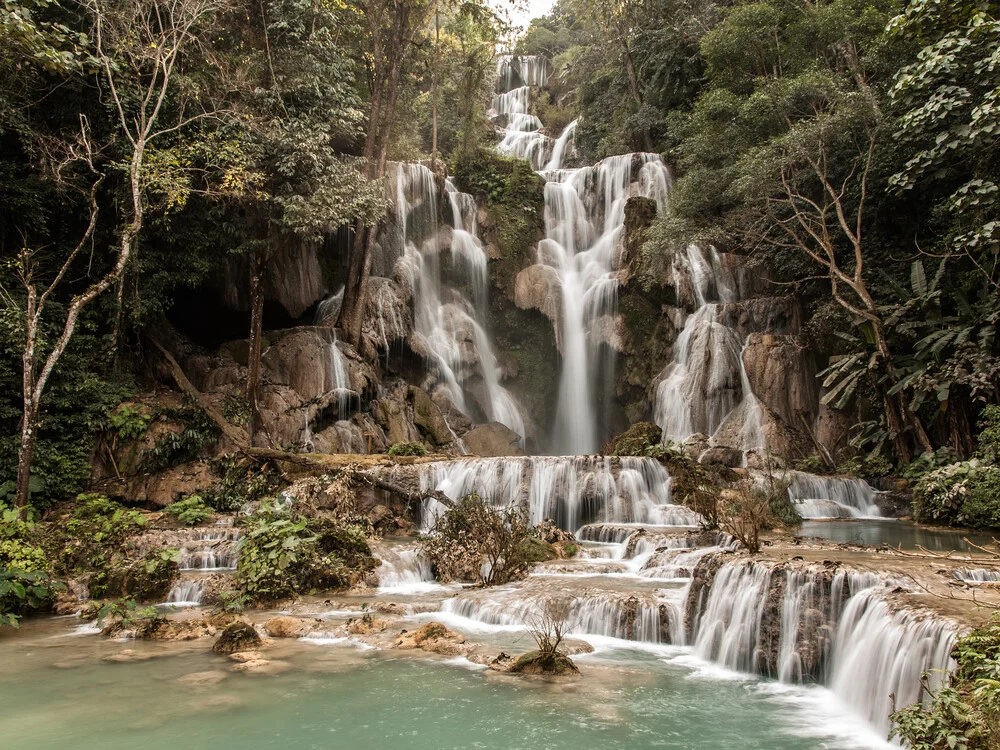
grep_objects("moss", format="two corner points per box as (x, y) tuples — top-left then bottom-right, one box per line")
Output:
(213, 621), (262, 654)
(452, 148), (545, 298)
(388, 441), (427, 457)
(89, 549), (179, 602)
(606, 422), (663, 456)
(518, 535), (559, 563)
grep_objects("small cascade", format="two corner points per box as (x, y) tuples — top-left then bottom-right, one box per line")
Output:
(394, 163), (525, 440)
(691, 562), (774, 673)
(375, 543), (437, 593)
(314, 287), (343, 324)
(954, 568), (1000, 583)
(412, 456), (701, 532)
(829, 588), (956, 733)
(175, 527), (241, 572)
(786, 471), (883, 519)
(443, 587), (670, 643)
(653, 245), (765, 453)
(325, 331), (354, 412)
(166, 578), (205, 606)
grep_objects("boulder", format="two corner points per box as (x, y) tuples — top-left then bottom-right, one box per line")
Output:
(506, 650), (579, 676)
(514, 264), (562, 328)
(213, 621), (262, 654)
(394, 622), (467, 656)
(410, 386), (456, 447)
(262, 616), (312, 638)
(741, 333), (818, 430)
(463, 423), (525, 457)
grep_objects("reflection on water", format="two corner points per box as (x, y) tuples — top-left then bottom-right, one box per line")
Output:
(798, 520), (997, 552)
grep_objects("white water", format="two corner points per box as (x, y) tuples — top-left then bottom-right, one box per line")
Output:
(653, 245), (765, 453)
(491, 57), (672, 453)
(166, 579), (205, 606)
(375, 543), (439, 594)
(412, 455), (701, 532)
(394, 163), (525, 440)
(786, 472), (884, 519)
(954, 568), (1000, 583)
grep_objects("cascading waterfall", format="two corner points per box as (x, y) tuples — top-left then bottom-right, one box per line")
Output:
(412, 455), (701, 532)
(393, 163), (525, 439)
(166, 579), (205, 605)
(829, 588), (955, 733)
(954, 568), (1000, 583)
(653, 244), (765, 453)
(375, 543), (437, 593)
(785, 471), (884, 519)
(492, 56), (671, 453)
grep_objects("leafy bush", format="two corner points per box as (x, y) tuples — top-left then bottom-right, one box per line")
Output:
(165, 495), (213, 526)
(976, 405), (1000, 464)
(235, 511), (375, 604)
(914, 461), (1000, 529)
(891, 616), (1000, 750)
(903, 448), (960, 480)
(388, 441), (427, 457)
(107, 404), (152, 441)
(94, 598), (164, 638)
(89, 548), (180, 602)
(606, 421), (662, 456)
(792, 454), (832, 475)
(56, 494), (147, 574)
(838, 452), (894, 480)
(0, 506), (63, 626)
(423, 495), (537, 585)
(139, 404), (221, 473)
(202, 453), (285, 512)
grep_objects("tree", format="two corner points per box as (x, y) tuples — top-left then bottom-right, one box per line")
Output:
(336, 0), (432, 347)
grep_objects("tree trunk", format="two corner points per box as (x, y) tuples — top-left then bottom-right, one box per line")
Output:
(245, 251), (267, 441)
(15, 405), (37, 514)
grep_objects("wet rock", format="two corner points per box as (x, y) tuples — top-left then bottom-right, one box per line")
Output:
(741, 333), (818, 430)
(463, 423), (525, 456)
(394, 622), (467, 655)
(177, 670), (228, 687)
(514, 264), (562, 327)
(263, 616), (312, 638)
(410, 386), (456, 447)
(698, 447), (744, 468)
(102, 649), (158, 663)
(347, 617), (392, 635)
(213, 621), (262, 654)
(507, 650), (580, 676)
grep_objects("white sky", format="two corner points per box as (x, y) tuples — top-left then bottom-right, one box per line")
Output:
(496, 0), (557, 36)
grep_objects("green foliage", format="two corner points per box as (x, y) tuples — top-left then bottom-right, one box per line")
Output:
(913, 460), (1000, 529)
(139, 404), (221, 473)
(0, 504), (62, 626)
(165, 495), (212, 526)
(94, 598), (164, 638)
(89, 548), (179, 602)
(903, 448), (961, 480)
(891, 616), (1000, 750)
(606, 421), (662, 456)
(107, 404), (151, 442)
(793, 455), (833, 475)
(387, 441), (427, 457)
(57, 494), (147, 574)
(423, 495), (537, 586)
(202, 453), (285, 512)
(235, 510), (374, 605)
(976, 406), (1000, 464)
(839, 452), (894, 480)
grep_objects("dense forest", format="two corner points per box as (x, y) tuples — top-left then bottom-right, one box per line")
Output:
(2, 2), (1000, 747)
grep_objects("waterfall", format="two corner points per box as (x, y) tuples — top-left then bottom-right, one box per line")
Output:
(653, 245), (765, 453)
(785, 471), (884, 519)
(829, 588), (955, 733)
(491, 57), (671, 453)
(954, 568), (1000, 583)
(412, 455), (701, 532)
(375, 543), (437, 593)
(692, 562), (773, 673)
(394, 163), (525, 440)
(166, 579), (205, 605)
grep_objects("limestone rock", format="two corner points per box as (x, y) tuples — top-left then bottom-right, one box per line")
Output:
(741, 333), (818, 429)
(263, 616), (312, 638)
(463, 423), (525, 457)
(410, 386), (456, 447)
(394, 622), (467, 655)
(213, 621), (262, 654)
(514, 264), (562, 327)
(506, 650), (580, 676)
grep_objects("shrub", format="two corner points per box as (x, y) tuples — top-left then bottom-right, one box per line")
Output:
(838, 452), (893, 480)
(891, 616), (1000, 750)
(423, 495), (536, 585)
(976, 405), (1000, 464)
(139, 404), (221, 473)
(166, 495), (213, 526)
(903, 448), (960, 480)
(203, 453), (285, 511)
(718, 480), (773, 554)
(914, 460), (1000, 529)
(95, 598), (165, 638)
(235, 511), (375, 604)
(792, 454), (832, 475)
(57, 494), (147, 573)
(388, 441), (427, 457)
(89, 548), (180, 602)
(606, 422), (662, 456)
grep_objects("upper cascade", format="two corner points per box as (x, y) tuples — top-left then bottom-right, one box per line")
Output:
(390, 162), (526, 441)
(490, 55), (672, 454)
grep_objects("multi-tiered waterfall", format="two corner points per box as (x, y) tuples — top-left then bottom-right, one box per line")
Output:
(493, 55), (671, 453)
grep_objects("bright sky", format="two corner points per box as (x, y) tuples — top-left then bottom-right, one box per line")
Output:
(496, 0), (557, 36)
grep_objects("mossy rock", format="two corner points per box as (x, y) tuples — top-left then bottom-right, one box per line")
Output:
(89, 550), (179, 602)
(607, 422), (663, 456)
(509, 650), (579, 675)
(518, 536), (559, 563)
(213, 621), (262, 654)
